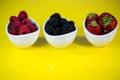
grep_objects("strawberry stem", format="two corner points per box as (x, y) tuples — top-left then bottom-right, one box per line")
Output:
(91, 20), (99, 27)
(88, 13), (96, 18)
(103, 16), (113, 27)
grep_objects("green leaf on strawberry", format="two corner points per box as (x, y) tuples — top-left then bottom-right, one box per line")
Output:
(88, 13), (97, 18)
(91, 20), (99, 27)
(102, 16), (113, 27)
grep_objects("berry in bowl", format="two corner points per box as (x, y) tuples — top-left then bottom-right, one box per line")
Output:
(6, 10), (40, 48)
(43, 13), (77, 48)
(83, 12), (118, 47)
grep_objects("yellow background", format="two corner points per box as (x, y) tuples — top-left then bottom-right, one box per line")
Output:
(0, 0), (120, 80)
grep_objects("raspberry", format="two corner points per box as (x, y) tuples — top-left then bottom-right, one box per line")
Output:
(22, 18), (31, 25)
(19, 25), (30, 35)
(8, 23), (17, 35)
(9, 29), (16, 35)
(10, 16), (19, 23)
(10, 20), (22, 32)
(28, 24), (37, 32)
(18, 11), (28, 21)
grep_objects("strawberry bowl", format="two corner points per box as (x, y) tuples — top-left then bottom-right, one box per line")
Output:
(83, 12), (118, 47)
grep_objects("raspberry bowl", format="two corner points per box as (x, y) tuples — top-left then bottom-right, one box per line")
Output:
(83, 12), (118, 47)
(6, 18), (40, 48)
(43, 13), (77, 48)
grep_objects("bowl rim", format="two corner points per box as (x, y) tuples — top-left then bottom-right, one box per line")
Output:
(6, 17), (40, 37)
(83, 18), (118, 37)
(43, 18), (78, 37)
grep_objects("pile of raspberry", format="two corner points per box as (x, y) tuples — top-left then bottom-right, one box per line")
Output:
(8, 11), (38, 35)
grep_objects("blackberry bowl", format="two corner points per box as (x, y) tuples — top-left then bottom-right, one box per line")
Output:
(43, 13), (77, 48)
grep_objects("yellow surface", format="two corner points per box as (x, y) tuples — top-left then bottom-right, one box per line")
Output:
(0, 0), (120, 80)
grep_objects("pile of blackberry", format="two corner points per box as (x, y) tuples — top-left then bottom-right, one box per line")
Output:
(45, 13), (76, 35)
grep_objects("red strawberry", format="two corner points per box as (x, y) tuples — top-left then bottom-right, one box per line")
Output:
(19, 25), (30, 35)
(86, 20), (102, 35)
(18, 11), (28, 21)
(22, 18), (31, 25)
(98, 12), (117, 32)
(86, 13), (99, 22)
(28, 24), (37, 32)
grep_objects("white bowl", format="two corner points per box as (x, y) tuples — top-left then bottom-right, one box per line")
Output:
(83, 19), (118, 47)
(43, 19), (77, 48)
(6, 18), (40, 48)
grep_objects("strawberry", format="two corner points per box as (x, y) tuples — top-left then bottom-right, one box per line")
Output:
(86, 20), (102, 35)
(18, 11), (28, 21)
(86, 13), (99, 22)
(98, 12), (117, 32)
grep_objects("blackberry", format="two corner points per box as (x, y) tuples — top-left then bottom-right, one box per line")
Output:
(50, 13), (61, 20)
(46, 18), (59, 27)
(69, 21), (74, 27)
(61, 23), (74, 34)
(60, 18), (67, 24)
(60, 18), (68, 27)
(45, 25), (54, 35)
(52, 27), (61, 35)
